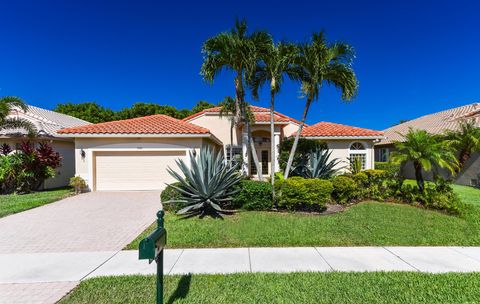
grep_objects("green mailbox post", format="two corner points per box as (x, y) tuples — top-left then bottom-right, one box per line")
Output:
(139, 210), (167, 304)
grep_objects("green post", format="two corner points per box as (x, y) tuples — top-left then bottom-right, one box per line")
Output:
(156, 210), (164, 304)
(138, 210), (166, 304)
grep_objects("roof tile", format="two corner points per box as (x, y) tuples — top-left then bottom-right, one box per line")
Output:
(57, 114), (210, 135)
(301, 122), (383, 137)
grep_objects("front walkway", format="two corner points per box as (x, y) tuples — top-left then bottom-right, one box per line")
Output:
(2, 247), (480, 297)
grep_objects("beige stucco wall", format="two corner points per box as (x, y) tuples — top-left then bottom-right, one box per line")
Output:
(186, 114), (239, 145)
(74, 137), (208, 190)
(0, 138), (75, 189)
(283, 122), (300, 137)
(326, 139), (376, 172)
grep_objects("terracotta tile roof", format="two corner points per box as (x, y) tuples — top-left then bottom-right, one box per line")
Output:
(57, 114), (210, 135)
(300, 122), (383, 138)
(183, 106), (302, 125)
(378, 103), (480, 145)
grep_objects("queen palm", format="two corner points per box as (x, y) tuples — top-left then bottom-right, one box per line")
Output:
(390, 129), (458, 191)
(284, 32), (358, 179)
(201, 19), (271, 180)
(250, 42), (300, 189)
(445, 120), (480, 173)
(0, 96), (36, 136)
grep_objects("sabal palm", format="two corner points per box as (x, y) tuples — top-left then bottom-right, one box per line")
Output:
(201, 19), (271, 179)
(445, 120), (480, 172)
(284, 32), (358, 179)
(250, 42), (300, 187)
(390, 129), (458, 191)
(0, 96), (36, 136)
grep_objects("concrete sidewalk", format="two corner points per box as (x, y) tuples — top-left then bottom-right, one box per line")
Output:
(2, 246), (480, 303)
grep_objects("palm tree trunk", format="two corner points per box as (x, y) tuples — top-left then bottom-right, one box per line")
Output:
(284, 97), (312, 179)
(229, 119), (234, 168)
(246, 117), (263, 181)
(269, 88), (276, 204)
(413, 161), (425, 192)
(457, 149), (470, 173)
(234, 74), (243, 126)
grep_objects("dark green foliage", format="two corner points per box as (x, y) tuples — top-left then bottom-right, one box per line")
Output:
(232, 180), (273, 210)
(332, 175), (360, 204)
(293, 148), (341, 179)
(279, 177), (332, 211)
(0, 96), (37, 135)
(278, 138), (327, 172)
(160, 182), (183, 211)
(166, 147), (243, 217)
(54, 101), (216, 123)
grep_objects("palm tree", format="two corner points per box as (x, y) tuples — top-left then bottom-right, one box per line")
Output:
(284, 32), (358, 179)
(390, 129), (458, 191)
(0, 96), (36, 136)
(201, 19), (271, 180)
(219, 96), (237, 168)
(445, 120), (480, 173)
(250, 42), (300, 189)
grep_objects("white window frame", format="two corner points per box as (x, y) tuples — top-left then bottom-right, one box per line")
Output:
(348, 141), (369, 170)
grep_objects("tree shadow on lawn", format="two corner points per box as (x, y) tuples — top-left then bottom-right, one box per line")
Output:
(167, 274), (192, 304)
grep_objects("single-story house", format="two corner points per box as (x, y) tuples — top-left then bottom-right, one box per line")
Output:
(375, 103), (480, 186)
(58, 105), (383, 191)
(1, 105), (91, 189)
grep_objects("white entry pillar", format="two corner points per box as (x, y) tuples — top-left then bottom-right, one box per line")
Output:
(274, 132), (281, 172)
(241, 132), (249, 175)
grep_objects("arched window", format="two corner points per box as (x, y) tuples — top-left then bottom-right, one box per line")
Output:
(349, 142), (367, 170)
(350, 142), (365, 150)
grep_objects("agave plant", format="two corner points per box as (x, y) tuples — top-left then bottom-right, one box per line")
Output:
(293, 148), (341, 179)
(166, 146), (243, 217)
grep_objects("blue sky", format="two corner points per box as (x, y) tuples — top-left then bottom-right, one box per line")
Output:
(0, 0), (478, 130)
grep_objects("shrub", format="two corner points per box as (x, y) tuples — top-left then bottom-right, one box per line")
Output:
(279, 177), (332, 211)
(332, 175), (360, 204)
(278, 138), (327, 172)
(292, 148), (341, 179)
(362, 169), (388, 200)
(232, 180), (273, 210)
(69, 176), (87, 194)
(0, 141), (61, 194)
(160, 182), (183, 211)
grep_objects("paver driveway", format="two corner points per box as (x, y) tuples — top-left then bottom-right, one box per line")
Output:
(0, 191), (161, 254)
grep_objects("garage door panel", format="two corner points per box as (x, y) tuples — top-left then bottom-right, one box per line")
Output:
(95, 151), (185, 191)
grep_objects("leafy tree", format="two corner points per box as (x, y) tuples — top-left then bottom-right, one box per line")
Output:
(390, 129), (458, 191)
(201, 19), (271, 180)
(284, 32), (358, 179)
(445, 120), (480, 172)
(250, 41), (300, 189)
(191, 100), (216, 114)
(0, 96), (37, 136)
(54, 102), (116, 123)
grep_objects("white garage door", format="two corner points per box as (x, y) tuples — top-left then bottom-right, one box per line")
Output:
(94, 150), (186, 191)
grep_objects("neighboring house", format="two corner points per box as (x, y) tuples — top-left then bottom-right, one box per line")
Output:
(58, 105), (383, 191)
(0, 105), (90, 189)
(375, 103), (480, 186)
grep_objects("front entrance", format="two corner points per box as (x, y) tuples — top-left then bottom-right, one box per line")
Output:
(250, 149), (270, 176)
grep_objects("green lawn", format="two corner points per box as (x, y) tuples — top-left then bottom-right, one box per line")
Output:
(126, 185), (480, 249)
(0, 188), (73, 218)
(60, 272), (480, 304)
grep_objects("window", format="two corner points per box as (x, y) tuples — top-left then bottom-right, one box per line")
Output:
(225, 145), (242, 167)
(261, 150), (269, 174)
(349, 142), (367, 170)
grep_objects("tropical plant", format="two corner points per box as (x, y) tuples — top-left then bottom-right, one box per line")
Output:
(69, 176), (87, 194)
(1, 143), (12, 155)
(349, 156), (363, 174)
(293, 148), (341, 179)
(0, 96), (36, 136)
(390, 129), (458, 192)
(250, 41), (300, 188)
(445, 119), (480, 172)
(201, 19), (271, 180)
(166, 147), (243, 217)
(284, 32), (358, 179)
